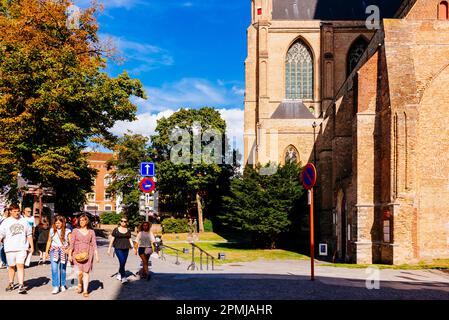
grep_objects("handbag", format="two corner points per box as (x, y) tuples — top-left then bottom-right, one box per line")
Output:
(74, 251), (89, 263)
(144, 247), (153, 255)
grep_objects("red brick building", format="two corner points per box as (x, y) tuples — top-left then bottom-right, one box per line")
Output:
(85, 152), (116, 214)
(244, 0), (449, 264)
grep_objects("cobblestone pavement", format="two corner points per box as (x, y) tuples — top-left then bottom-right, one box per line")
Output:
(0, 235), (448, 300)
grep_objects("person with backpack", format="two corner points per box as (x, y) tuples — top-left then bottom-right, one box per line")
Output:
(45, 215), (71, 294)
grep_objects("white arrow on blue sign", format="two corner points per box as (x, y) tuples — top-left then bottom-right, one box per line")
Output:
(140, 162), (155, 177)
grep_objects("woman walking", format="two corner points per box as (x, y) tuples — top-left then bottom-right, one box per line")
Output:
(36, 217), (50, 265)
(134, 222), (156, 281)
(68, 214), (99, 297)
(45, 215), (71, 294)
(107, 216), (133, 284)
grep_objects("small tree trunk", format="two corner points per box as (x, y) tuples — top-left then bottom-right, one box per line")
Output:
(196, 191), (204, 233)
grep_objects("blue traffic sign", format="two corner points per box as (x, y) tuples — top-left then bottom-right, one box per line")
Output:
(302, 163), (317, 190)
(140, 177), (155, 193)
(140, 162), (155, 177)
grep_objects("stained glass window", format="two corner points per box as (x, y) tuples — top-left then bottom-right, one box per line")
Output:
(285, 40), (313, 100)
(347, 37), (368, 75)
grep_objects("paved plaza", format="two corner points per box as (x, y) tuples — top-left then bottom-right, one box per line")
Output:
(0, 234), (448, 300)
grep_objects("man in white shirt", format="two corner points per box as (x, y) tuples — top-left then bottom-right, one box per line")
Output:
(0, 204), (34, 294)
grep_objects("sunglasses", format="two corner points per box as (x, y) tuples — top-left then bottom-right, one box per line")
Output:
(121, 220), (128, 223)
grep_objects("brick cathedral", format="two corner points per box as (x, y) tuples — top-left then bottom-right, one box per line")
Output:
(243, 0), (449, 264)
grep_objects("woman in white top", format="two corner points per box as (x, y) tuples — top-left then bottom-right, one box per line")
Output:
(133, 222), (156, 281)
(45, 215), (71, 294)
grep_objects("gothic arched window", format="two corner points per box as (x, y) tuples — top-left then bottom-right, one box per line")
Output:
(284, 145), (299, 164)
(439, 1), (449, 20)
(347, 37), (369, 76)
(285, 40), (313, 100)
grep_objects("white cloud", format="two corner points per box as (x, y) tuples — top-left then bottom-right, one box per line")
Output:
(139, 78), (243, 113)
(110, 108), (244, 155)
(110, 110), (176, 138)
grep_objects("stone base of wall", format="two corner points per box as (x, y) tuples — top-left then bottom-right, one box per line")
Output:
(354, 241), (373, 264)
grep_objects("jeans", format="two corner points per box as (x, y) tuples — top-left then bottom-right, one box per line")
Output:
(0, 244), (7, 266)
(114, 248), (129, 279)
(50, 250), (67, 288)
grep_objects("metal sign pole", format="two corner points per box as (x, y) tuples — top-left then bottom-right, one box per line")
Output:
(310, 187), (315, 281)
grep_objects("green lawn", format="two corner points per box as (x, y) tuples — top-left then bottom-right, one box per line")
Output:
(161, 232), (227, 242)
(160, 233), (449, 269)
(320, 259), (449, 270)
(160, 232), (309, 264)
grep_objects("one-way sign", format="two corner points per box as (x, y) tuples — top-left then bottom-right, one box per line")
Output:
(140, 162), (155, 177)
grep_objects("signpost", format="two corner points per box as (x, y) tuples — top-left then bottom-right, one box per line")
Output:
(302, 163), (317, 281)
(140, 162), (155, 177)
(139, 162), (157, 222)
(139, 177), (155, 193)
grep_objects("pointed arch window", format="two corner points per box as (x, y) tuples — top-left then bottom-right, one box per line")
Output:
(285, 40), (313, 100)
(284, 145), (299, 164)
(347, 37), (369, 76)
(439, 1), (449, 20)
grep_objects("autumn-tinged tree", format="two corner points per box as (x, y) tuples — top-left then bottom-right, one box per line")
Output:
(0, 0), (145, 210)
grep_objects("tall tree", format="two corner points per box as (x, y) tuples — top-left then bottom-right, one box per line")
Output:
(105, 133), (150, 229)
(151, 108), (237, 232)
(0, 0), (145, 210)
(220, 162), (304, 249)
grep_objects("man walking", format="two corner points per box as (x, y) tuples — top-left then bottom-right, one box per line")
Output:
(0, 204), (34, 294)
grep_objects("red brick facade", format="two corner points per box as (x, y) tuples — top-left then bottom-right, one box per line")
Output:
(316, 0), (449, 264)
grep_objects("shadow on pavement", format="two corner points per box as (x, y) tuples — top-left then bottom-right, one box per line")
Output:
(112, 272), (449, 300)
(89, 280), (105, 292)
(25, 276), (50, 289)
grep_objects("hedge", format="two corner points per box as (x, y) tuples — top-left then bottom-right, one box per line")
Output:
(100, 212), (121, 225)
(162, 217), (189, 233)
(203, 219), (213, 232)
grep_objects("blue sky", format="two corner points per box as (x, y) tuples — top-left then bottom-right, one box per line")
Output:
(77, 0), (250, 153)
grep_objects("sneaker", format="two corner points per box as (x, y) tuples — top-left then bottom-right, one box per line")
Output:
(51, 287), (59, 294)
(121, 277), (128, 284)
(116, 274), (122, 281)
(18, 285), (27, 294)
(60, 286), (67, 292)
(5, 283), (14, 292)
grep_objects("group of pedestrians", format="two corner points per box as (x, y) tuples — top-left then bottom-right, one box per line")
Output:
(0, 203), (157, 297)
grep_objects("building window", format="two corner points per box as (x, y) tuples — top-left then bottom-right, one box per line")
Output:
(104, 192), (112, 202)
(347, 36), (369, 76)
(104, 175), (112, 187)
(87, 193), (95, 202)
(285, 39), (314, 100)
(439, 1), (449, 20)
(86, 205), (98, 212)
(284, 145), (299, 163)
(104, 205), (112, 211)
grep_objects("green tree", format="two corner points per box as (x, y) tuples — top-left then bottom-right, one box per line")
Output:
(151, 108), (237, 232)
(220, 162), (304, 249)
(105, 133), (150, 229)
(0, 0), (146, 211)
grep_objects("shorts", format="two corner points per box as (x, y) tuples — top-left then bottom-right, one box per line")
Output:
(6, 251), (28, 266)
(138, 247), (152, 256)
